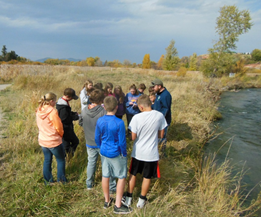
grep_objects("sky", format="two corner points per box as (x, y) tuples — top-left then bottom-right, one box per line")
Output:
(0, 0), (260, 63)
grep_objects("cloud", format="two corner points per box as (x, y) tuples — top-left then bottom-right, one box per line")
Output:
(0, 0), (260, 62)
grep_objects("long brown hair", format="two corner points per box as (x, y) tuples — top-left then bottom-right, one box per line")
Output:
(81, 80), (93, 95)
(104, 82), (113, 96)
(114, 85), (125, 103)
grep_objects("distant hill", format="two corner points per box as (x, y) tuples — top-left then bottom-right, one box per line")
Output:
(35, 57), (83, 63)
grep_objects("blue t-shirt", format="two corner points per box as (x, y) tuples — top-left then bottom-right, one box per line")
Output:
(95, 115), (127, 158)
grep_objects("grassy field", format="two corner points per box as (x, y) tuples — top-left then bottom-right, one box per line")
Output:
(1, 65), (261, 216)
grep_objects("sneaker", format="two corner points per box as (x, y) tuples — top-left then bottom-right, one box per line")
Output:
(87, 184), (93, 190)
(114, 204), (133, 214)
(104, 197), (114, 209)
(121, 196), (132, 207)
(137, 197), (147, 208)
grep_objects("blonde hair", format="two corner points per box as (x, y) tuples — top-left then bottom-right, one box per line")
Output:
(38, 92), (57, 107)
(137, 94), (152, 107)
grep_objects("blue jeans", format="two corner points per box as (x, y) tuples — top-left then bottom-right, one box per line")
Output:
(86, 147), (116, 192)
(42, 144), (67, 184)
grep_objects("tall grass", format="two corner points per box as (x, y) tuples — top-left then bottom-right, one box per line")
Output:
(1, 65), (261, 216)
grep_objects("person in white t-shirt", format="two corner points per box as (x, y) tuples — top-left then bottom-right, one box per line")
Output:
(122, 94), (167, 208)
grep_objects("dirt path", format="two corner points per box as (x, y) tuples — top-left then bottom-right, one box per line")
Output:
(0, 84), (11, 138)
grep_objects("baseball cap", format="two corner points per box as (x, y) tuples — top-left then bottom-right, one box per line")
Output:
(151, 79), (163, 86)
(64, 88), (78, 100)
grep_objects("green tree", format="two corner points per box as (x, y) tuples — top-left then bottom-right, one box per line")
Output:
(202, 5), (252, 77)
(189, 53), (198, 71)
(163, 40), (180, 70)
(251, 49), (261, 61)
(1, 45), (7, 60)
(142, 54), (151, 69)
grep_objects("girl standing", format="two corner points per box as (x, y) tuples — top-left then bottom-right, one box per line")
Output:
(36, 92), (67, 184)
(124, 84), (141, 128)
(104, 82), (115, 97)
(80, 80), (93, 111)
(114, 85), (125, 119)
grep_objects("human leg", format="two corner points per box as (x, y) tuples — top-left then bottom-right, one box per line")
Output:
(41, 147), (54, 184)
(71, 130), (79, 154)
(115, 178), (125, 207)
(86, 147), (99, 189)
(62, 138), (70, 154)
(102, 177), (110, 203)
(141, 178), (151, 197)
(50, 144), (67, 183)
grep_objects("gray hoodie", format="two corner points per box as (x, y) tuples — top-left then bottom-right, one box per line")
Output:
(82, 105), (106, 148)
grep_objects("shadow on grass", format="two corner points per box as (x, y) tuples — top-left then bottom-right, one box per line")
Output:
(168, 122), (193, 142)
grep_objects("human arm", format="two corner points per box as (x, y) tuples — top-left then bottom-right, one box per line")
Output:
(158, 129), (164, 138)
(131, 132), (137, 141)
(94, 120), (102, 148)
(50, 109), (64, 137)
(125, 93), (133, 107)
(118, 121), (127, 157)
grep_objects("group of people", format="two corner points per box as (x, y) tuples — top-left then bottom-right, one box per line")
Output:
(36, 78), (172, 214)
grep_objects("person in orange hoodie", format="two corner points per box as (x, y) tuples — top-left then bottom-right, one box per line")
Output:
(36, 92), (67, 184)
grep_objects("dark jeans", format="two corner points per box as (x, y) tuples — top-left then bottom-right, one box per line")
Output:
(62, 130), (79, 155)
(42, 144), (67, 184)
(126, 114), (134, 135)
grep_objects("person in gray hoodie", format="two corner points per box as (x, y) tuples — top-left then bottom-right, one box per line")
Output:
(81, 89), (116, 192)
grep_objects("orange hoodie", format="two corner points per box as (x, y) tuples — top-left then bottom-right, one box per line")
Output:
(36, 105), (64, 148)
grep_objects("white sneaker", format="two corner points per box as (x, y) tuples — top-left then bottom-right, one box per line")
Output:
(122, 196), (132, 207)
(137, 197), (147, 208)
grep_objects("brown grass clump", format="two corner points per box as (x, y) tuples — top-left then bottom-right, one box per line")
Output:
(0, 65), (261, 216)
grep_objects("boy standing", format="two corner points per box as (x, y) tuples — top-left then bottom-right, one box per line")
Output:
(95, 96), (132, 214)
(81, 89), (116, 192)
(123, 94), (167, 208)
(56, 88), (79, 156)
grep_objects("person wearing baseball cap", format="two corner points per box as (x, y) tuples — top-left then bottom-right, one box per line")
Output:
(56, 88), (80, 157)
(151, 79), (172, 153)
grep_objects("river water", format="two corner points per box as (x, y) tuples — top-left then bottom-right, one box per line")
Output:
(205, 88), (261, 204)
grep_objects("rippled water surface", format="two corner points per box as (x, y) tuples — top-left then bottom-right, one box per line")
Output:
(205, 88), (261, 203)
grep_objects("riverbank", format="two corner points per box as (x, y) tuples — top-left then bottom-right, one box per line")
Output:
(0, 67), (261, 216)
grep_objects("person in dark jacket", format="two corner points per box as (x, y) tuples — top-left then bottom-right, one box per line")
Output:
(56, 88), (79, 156)
(151, 79), (172, 146)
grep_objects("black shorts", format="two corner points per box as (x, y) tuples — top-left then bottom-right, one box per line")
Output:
(129, 157), (160, 179)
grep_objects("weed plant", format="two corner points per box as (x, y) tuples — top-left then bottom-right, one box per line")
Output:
(0, 65), (261, 216)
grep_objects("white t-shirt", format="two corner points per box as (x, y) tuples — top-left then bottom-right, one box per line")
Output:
(128, 110), (168, 161)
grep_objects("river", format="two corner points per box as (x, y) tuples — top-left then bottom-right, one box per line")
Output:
(205, 88), (261, 206)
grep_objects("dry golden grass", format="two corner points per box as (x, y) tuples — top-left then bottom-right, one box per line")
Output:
(1, 65), (261, 216)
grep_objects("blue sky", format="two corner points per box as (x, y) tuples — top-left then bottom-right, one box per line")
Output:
(0, 0), (260, 63)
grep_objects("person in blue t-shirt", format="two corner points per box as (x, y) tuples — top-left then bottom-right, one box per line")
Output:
(95, 96), (132, 214)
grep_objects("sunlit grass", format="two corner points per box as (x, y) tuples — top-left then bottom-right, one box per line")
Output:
(1, 65), (261, 216)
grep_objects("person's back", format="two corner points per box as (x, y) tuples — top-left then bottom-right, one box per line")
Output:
(123, 94), (167, 209)
(129, 110), (166, 161)
(96, 115), (126, 158)
(95, 96), (132, 214)
(81, 89), (108, 190)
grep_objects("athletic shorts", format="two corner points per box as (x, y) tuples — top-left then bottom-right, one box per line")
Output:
(129, 157), (160, 179)
(100, 154), (127, 179)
